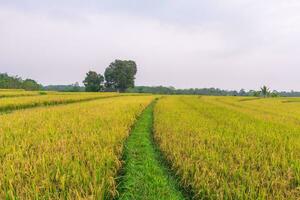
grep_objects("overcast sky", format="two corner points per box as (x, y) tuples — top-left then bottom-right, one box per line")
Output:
(1, 0), (300, 90)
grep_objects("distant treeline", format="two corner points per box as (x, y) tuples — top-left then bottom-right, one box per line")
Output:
(2, 72), (300, 96)
(0, 73), (42, 91)
(43, 83), (85, 92)
(0, 73), (85, 92)
(126, 86), (300, 97)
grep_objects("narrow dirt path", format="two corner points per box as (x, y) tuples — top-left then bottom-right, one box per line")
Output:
(117, 102), (185, 200)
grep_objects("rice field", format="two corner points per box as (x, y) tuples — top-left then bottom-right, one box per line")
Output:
(0, 90), (44, 98)
(154, 96), (300, 199)
(1, 90), (300, 199)
(0, 92), (118, 113)
(0, 94), (153, 199)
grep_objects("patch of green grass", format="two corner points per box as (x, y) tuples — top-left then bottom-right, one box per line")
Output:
(118, 102), (185, 200)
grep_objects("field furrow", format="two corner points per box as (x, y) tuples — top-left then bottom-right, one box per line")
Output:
(118, 102), (185, 200)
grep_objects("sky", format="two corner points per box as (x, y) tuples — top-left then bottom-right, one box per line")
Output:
(1, 0), (300, 91)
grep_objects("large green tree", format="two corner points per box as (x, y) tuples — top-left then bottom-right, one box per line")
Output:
(104, 60), (137, 92)
(83, 71), (104, 92)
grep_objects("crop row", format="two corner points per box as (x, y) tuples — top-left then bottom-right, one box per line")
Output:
(0, 92), (119, 113)
(202, 96), (300, 127)
(0, 90), (45, 98)
(0, 95), (153, 199)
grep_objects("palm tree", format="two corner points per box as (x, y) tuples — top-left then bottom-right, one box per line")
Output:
(261, 85), (269, 98)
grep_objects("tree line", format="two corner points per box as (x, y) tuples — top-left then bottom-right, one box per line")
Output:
(127, 85), (296, 97)
(0, 73), (42, 91)
(43, 83), (84, 92)
(0, 59), (137, 92)
(1, 59), (300, 97)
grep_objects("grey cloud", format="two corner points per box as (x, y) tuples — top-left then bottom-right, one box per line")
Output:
(0, 1), (300, 90)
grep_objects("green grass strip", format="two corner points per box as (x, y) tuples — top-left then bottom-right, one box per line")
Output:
(118, 102), (185, 200)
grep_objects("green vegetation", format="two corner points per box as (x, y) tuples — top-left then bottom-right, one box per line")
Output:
(260, 85), (270, 97)
(126, 86), (273, 97)
(126, 86), (298, 97)
(118, 102), (185, 200)
(43, 83), (85, 92)
(1, 70), (298, 97)
(83, 71), (105, 92)
(82, 59), (137, 92)
(104, 60), (137, 92)
(0, 73), (42, 91)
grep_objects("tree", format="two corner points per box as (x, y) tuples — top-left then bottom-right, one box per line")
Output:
(104, 60), (137, 92)
(253, 91), (261, 97)
(261, 85), (270, 97)
(0, 73), (41, 90)
(70, 82), (81, 92)
(0, 73), (22, 89)
(239, 89), (246, 96)
(83, 71), (104, 92)
(22, 79), (41, 91)
(270, 90), (279, 97)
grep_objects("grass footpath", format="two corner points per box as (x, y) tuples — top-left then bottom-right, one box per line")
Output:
(117, 101), (185, 200)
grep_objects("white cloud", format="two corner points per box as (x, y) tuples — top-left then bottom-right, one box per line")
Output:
(0, 1), (300, 90)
